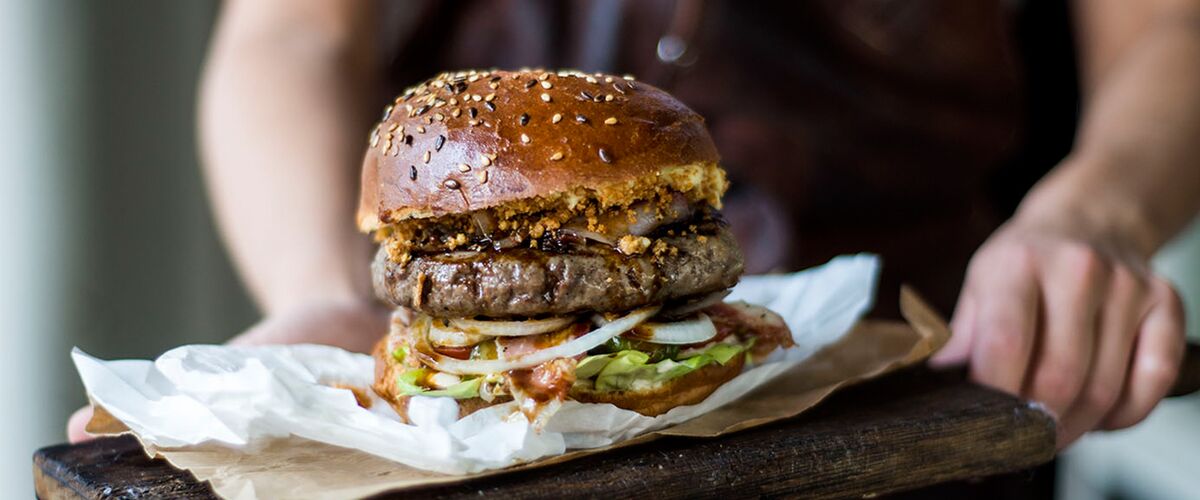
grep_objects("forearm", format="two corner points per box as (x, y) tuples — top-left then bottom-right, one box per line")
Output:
(1017, 11), (1200, 258)
(199, 1), (379, 314)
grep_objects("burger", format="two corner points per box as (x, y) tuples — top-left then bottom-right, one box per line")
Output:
(360, 69), (793, 426)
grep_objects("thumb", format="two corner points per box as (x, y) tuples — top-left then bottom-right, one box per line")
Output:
(929, 292), (976, 367)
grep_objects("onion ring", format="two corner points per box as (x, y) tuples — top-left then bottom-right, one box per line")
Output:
(416, 306), (659, 375)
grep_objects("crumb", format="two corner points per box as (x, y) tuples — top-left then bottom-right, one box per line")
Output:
(618, 235), (651, 255)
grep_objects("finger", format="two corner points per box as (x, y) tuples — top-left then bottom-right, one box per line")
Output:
(930, 291), (977, 367)
(67, 406), (96, 443)
(1024, 247), (1106, 433)
(1102, 279), (1186, 430)
(1057, 267), (1144, 446)
(968, 252), (1040, 396)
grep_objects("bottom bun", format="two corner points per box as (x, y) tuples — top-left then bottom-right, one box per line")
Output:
(568, 354), (744, 416)
(371, 338), (746, 422)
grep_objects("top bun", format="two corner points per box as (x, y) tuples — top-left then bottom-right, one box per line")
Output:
(357, 69), (722, 231)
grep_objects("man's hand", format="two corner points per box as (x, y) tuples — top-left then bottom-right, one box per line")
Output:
(66, 300), (390, 443)
(930, 214), (1186, 448)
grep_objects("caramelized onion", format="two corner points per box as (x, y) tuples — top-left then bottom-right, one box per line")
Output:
(629, 314), (718, 345)
(447, 316), (576, 337)
(558, 193), (694, 245)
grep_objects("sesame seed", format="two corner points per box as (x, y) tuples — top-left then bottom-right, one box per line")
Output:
(444, 178), (460, 190)
(540, 81), (552, 89)
(382, 105), (393, 120)
(423, 151), (431, 163)
(387, 123), (399, 132)
(458, 163), (471, 172)
(434, 135), (445, 151)
(623, 74), (636, 80)
(552, 113), (562, 123)
(479, 153), (491, 166)
(585, 76), (598, 84)
(538, 73), (550, 81)
(549, 151), (564, 161)
(433, 113), (444, 121)
(519, 113), (530, 126)
(520, 133), (531, 144)
(468, 119), (480, 126)
(410, 165), (417, 180)
(416, 125), (425, 133)
(604, 94), (614, 102)
(605, 76), (614, 83)
(489, 82), (499, 90)
(369, 131), (380, 147)
(449, 97), (458, 105)
(575, 114), (588, 123)
(485, 93), (496, 102)
(484, 101), (495, 112)
(476, 170), (489, 183)
(540, 93), (551, 102)
(598, 148), (613, 163)
(467, 74), (479, 82)
(451, 108), (461, 117)
(604, 117), (618, 125)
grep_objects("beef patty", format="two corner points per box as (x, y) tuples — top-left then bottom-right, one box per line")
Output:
(372, 226), (744, 318)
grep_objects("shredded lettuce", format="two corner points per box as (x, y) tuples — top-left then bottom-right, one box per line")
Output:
(576, 341), (749, 392)
(396, 368), (482, 399)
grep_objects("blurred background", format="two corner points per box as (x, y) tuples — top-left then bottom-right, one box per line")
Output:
(1, 0), (1197, 496)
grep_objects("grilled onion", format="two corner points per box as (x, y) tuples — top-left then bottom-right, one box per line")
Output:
(447, 316), (576, 337)
(629, 314), (718, 345)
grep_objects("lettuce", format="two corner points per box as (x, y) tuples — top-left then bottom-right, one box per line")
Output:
(396, 368), (482, 399)
(391, 345), (410, 363)
(576, 342), (750, 392)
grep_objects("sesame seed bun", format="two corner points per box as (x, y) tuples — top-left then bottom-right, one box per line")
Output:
(357, 69), (723, 231)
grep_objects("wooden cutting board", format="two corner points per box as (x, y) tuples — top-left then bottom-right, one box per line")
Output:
(33, 368), (1061, 499)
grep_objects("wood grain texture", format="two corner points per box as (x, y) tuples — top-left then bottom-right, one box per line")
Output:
(33, 369), (1056, 499)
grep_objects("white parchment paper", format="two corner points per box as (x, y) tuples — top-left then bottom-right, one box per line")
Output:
(72, 254), (879, 476)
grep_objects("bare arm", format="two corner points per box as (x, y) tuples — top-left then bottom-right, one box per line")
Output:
(1024, 0), (1200, 256)
(199, 0), (387, 351)
(933, 0), (1200, 446)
